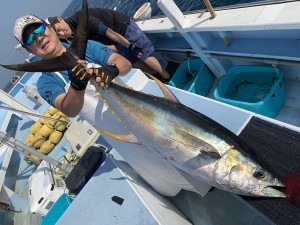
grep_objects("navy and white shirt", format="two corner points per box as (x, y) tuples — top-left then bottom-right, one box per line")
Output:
(37, 40), (114, 106)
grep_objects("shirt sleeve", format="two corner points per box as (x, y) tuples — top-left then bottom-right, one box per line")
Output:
(86, 40), (114, 65)
(98, 22), (108, 35)
(89, 16), (107, 35)
(37, 72), (66, 106)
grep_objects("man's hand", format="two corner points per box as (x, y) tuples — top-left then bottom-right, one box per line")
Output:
(93, 64), (119, 89)
(128, 43), (142, 57)
(68, 61), (93, 91)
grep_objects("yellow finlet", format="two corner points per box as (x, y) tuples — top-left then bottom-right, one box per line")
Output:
(105, 102), (110, 107)
(111, 110), (116, 115)
(149, 93), (154, 96)
(117, 117), (122, 122)
(124, 125), (127, 129)
(99, 96), (104, 101)
(121, 84), (125, 87)
(112, 80), (117, 85)
(138, 90), (143, 94)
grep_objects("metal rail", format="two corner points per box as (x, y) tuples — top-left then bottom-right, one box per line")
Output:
(155, 48), (300, 66)
(146, 0), (299, 21)
(209, 53), (300, 66)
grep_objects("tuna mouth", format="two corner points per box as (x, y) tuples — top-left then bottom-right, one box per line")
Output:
(271, 178), (286, 188)
(261, 178), (286, 198)
(262, 181), (286, 198)
(263, 186), (286, 198)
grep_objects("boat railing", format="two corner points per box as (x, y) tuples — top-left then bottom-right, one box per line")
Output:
(139, 0), (298, 22)
(2, 44), (30, 64)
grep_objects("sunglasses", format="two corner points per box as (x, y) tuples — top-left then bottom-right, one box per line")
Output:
(24, 23), (46, 46)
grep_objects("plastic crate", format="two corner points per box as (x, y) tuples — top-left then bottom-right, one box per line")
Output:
(41, 194), (73, 225)
(169, 58), (214, 96)
(214, 66), (287, 118)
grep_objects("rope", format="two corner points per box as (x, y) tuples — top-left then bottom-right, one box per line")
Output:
(186, 59), (198, 79)
(54, 151), (79, 180)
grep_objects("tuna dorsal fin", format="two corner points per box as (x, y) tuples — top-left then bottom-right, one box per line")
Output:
(1, 0), (88, 72)
(146, 73), (180, 103)
(94, 126), (142, 145)
(174, 128), (221, 158)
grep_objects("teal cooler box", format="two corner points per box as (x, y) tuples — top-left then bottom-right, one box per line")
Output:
(169, 58), (214, 96)
(41, 194), (73, 225)
(214, 66), (287, 118)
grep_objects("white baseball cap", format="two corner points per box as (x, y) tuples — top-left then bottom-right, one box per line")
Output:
(13, 14), (43, 45)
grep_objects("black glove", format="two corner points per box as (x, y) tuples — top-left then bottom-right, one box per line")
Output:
(127, 43), (142, 56)
(93, 64), (119, 87)
(68, 63), (92, 91)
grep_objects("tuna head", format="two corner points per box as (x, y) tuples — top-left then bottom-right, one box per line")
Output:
(213, 149), (286, 197)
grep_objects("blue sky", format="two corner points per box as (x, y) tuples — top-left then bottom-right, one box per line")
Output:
(0, 0), (73, 90)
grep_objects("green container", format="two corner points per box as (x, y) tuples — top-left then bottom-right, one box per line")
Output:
(214, 66), (287, 118)
(169, 58), (214, 96)
(41, 194), (73, 225)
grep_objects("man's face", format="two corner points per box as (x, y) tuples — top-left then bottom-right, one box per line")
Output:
(23, 23), (63, 59)
(53, 18), (72, 39)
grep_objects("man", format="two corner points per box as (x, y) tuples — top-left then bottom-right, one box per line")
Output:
(46, 8), (171, 82)
(11, 14), (207, 198)
(13, 14), (131, 117)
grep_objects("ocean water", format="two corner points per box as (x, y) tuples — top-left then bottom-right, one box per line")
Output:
(62, 0), (265, 18)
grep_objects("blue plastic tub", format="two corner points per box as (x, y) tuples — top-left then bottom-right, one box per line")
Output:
(169, 58), (214, 96)
(214, 66), (287, 118)
(41, 194), (73, 225)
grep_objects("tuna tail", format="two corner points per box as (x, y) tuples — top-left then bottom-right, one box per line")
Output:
(1, 53), (75, 72)
(1, 0), (88, 72)
(68, 0), (88, 60)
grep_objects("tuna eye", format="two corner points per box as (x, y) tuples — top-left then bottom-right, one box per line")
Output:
(253, 168), (266, 179)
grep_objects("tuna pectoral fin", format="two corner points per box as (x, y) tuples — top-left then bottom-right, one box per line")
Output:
(146, 73), (180, 103)
(94, 126), (141, 145)
(175, 128), (222, 158)
(172, 166), (212, 197)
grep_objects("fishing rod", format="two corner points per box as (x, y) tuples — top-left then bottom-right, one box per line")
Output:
(0, 131), (73, 177)
(0, 105), (72, 173)
(0, 103), (107, 193)
(0, 105), (69, 124)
